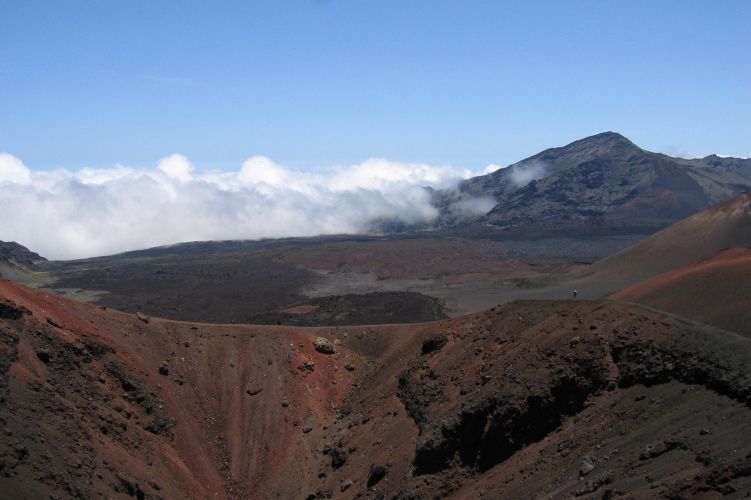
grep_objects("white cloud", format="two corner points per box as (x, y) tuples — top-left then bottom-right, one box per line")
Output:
(0, 153), (31, 184)
(76, 164), (136, 185)
(158, 153), (194, 182)
(448, 197), (497, 216)
(717, 154), (749, 159)
(482, 164), (503, 175)
(0, 153), (487, 260)
(509, 160), (549, 187)
(238, 155), (289, 186)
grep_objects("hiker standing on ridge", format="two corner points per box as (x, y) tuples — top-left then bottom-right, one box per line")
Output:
(573, 289), (578, 299)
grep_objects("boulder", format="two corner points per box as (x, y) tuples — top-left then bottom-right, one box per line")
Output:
(314, 337), (335, 355)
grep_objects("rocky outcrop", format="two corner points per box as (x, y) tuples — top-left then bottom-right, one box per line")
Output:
(0, 241), (46, 266)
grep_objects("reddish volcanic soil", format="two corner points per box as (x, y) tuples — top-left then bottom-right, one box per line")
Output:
(610, 247), (751, 338)
(3, 278), (751, 498)
(575, 192), (751, 296)
(0, 279), (356, 499)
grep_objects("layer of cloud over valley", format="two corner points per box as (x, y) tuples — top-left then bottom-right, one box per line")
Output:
(0, 153), (495, 260)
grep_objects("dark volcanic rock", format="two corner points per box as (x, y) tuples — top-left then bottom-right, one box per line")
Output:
(435, 132), (751, 227)
(249, 291), (449, 327)
(0, 297), (31, 320)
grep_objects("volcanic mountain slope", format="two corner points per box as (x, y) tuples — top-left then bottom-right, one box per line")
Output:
(436, 132), (751, 227)
(0, 241), (46, 283)
(610, 247), (751, 338)
(570, 191), (751, 296)
(3, 278), (751, 499)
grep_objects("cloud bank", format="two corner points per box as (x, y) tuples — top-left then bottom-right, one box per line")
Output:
(508, 160), (549, 187)
(0, 153), (489, 260)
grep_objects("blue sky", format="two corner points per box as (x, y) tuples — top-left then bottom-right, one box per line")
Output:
(0, 1), (749, 259)
(2, 1), (749, 173)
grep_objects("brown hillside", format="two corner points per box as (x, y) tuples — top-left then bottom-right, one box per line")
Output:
(610, 247), (751, 338)
(575, 191), (751, 295)
(2, 279), (751, 498)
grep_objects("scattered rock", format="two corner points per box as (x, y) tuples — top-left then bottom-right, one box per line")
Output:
(314, 338), (335, 355)
(46, 317), (60, 328)
(330, 448), (347, 469)
(158, 363), (169, 376)
(580, 459), (595, 476)
(344, 363), (356, 371)
(558, 439), (573, 457)
(341, 479), (353, 492)
(367, 465), (388, 488)
(421, 335), (448, 355)
(0, 299), (31, 320)
(136, 312), (150, 324)
(246, 388), (263, 396)
(282, 400), (290, 408)
(639, 439), (682, 461)
(299, 360), (315, 372)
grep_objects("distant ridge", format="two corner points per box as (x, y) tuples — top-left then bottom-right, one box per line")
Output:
(435, 132), (751, 227)
(0, 240), (46, 280)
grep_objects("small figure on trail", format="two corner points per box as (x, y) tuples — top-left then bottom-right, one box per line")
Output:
(573, 289), (578, 299)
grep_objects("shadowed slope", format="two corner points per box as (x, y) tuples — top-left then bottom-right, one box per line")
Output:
(610, 247), (751, 338)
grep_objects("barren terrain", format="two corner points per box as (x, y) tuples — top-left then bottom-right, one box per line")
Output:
(16, 223), (655, 327)
(611, 247), (751, 338)
(2, 149), (751, 498)
(2, 278), (751, 499)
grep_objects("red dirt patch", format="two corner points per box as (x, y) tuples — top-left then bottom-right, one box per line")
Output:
(281, 304), (319, 314)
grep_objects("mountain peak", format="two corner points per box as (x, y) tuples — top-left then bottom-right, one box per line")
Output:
(438, 132), (751, 228)
(542, 131), (641, 160)
(582, 131), (630, 142)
